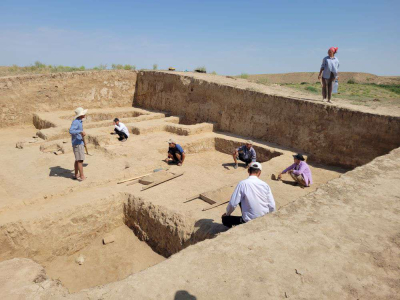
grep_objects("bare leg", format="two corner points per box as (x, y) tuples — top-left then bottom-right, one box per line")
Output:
(74, 161), (79, 178)
(174, 153), (181, 166)
(78, 160), (85, 180)
(232, 151), (238, 168)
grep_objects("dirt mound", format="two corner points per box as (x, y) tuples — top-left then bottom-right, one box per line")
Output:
(245, 72), (400, 85)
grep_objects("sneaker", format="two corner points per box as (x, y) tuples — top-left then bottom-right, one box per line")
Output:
(121, 138), (127, 142)
(234, 164), (238, 169)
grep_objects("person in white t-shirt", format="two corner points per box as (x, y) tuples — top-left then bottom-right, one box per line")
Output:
(222, 162), (275, 228)
(112, 118), (130, 142)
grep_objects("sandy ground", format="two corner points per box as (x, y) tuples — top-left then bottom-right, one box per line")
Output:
(0, 116), (345, 292)
(44, 225), (165, 293)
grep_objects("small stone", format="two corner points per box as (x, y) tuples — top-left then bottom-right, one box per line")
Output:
(295, 269), (302, 275)
(75, 254), (85, 265)
(103, 235), (115, 245)
(16, 142), (24, 149)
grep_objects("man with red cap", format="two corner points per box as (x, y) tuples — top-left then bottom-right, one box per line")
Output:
(318, 47), (339, 103)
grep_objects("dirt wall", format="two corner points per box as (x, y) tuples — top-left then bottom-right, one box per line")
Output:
(134, 71), (400, 168)
(0, 70), (137, 127)
(0, 194), (125, 264)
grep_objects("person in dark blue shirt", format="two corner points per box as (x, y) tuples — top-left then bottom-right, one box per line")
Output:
(165, 138), (185, 166)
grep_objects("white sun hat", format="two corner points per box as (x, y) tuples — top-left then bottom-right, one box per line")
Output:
(167, 138), (176, 144)
(74, 107), (88, 119)
(249, 162), (262, 170)
(246, 140), (254, 145)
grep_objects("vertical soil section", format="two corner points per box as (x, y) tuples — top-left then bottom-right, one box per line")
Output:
(134, 71), (400, 168)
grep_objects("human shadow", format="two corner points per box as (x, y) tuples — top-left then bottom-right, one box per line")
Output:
(174, 290), (197, 300)
(49, 166), (74, 179)
(281, 179), (298, 186)
(221, 162), (246, 170)
(49, 164), (88, 179)
(194, 218), (228, 239)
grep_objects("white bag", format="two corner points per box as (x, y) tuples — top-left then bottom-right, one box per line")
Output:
(332, 80), (339, 94)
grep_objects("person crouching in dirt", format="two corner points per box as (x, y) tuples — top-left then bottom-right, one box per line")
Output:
(112, 118), (129, 142)
(69, 107), (87, 181)
(233, 140), (256, 169)
(318, 46), (339, 103)
(278, 154), (312, 187)
(165, 139), (185, 166)
(222, 162), (275, 228)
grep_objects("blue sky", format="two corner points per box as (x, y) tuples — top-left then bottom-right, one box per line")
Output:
(1, 0), (399, 75)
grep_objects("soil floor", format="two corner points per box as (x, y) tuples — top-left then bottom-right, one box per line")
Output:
(0, 120), (346, 293)
(44, 225), (165, 293)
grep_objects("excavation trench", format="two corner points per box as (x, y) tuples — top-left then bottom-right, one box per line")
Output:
(0, 192), (219, 293)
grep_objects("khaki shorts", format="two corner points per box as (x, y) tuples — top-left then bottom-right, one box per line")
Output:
(73, 144), (85, 161)
(290, 172), (306, 186)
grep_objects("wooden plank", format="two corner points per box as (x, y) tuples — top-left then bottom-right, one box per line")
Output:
(141, 172), (184, 191)
(117, 172), (153, 184)
(199, 194), (216, 205)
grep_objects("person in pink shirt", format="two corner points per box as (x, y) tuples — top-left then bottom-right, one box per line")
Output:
(278, 154), (313, 187)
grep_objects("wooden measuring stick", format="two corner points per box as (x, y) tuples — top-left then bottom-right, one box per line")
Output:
(183, 194), (201, 203)
(117, 172), (153, 184)
(82, 136), (92, 155)
(141, 172), (184, 191)
(202, 201), (229, 211)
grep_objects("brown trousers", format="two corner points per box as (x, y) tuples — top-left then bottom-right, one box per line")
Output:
(322, 73), (335, 100)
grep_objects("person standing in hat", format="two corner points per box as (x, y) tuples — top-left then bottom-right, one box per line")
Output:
(69, 107), (88, 181)
(232, 140), (256, 169)
(113, 118), (129, 142)
(222, 162), (275, 228)
(165, 139), (185, 166)
(318, 47), (339, 103)
(278, 154), (313, 187)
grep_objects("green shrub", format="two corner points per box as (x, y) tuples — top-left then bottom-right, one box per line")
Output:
(153, 64), (158, 70)
(300, 82), (307, 85)
(305, 86), (318, 93)
(347, 79), (356, 84)
(240, 73), (249, 79)
(256, 78), (268, 84)
(211, 71), (217, 75)
(371, 83), (400, 95)
(123, 64), (135, 70)
(34, 61), (46, 69)
(195, 66), (207, 73)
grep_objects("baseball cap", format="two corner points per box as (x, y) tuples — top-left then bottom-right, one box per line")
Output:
(246, 140), (254, 145)
(293, 154), (305, 161)
(249, 162), (262, 170)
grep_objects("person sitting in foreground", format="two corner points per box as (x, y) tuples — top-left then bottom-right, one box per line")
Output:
(278, 154), (313, 187)
(233, 140), (256, 169)
(165, 138), (185, 166)
(112, 118), (129, 142)
(222, 162), (275, 228)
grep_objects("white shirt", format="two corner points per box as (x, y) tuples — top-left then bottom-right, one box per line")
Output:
(115, 122), (129, 137)
(226, 176), (275, 222)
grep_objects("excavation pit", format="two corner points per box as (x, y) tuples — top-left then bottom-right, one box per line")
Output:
(0, 192), (219, 293)
(1, 70), (399, 299)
